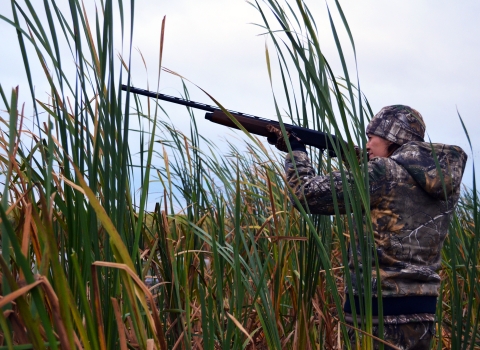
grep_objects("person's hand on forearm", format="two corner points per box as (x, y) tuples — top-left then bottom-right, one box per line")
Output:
(266, 124), (306, 153)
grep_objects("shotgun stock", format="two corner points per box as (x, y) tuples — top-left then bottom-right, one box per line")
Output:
(122, 84), (343, 155)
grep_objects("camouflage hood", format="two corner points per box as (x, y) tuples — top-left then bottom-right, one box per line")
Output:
(366, 105), (426, 146)
(391, 141), (467, 201)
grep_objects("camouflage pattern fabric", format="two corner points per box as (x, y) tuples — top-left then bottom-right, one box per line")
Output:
(366, 105), (426, 146)
(284, 141), (467, 323)
(346, 321), (435, 350)
(344, 313), (436, 325)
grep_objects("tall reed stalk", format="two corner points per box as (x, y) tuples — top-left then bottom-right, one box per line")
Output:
(0, 0), (478, 349)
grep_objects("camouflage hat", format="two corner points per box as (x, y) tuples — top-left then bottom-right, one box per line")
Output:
(366, 105), (426, 146)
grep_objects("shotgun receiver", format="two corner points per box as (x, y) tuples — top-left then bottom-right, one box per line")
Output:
(121, 85), (342, 155)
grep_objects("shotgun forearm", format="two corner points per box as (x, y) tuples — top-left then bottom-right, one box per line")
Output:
(122, 84), (342, 155)
(205, 110), (341, 154)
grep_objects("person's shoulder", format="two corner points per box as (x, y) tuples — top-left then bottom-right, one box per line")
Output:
(368, 155), (403, 169)
(368, 154), (414, 185)
(367, 156), (384, 176)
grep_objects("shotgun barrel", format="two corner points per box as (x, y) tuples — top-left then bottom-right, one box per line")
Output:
(121, 84), (342, 155)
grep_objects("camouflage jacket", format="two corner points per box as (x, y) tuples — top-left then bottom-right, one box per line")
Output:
(285, 142), (467, 306)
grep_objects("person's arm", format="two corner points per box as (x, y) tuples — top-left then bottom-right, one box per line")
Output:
(268, 124), (387, 215)
(266, 124), (349, 215)
(285, 151), (349, 215)
(286, 152), (391, 215)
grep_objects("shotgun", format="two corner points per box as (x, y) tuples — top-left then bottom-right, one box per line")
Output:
(121, 84), (342, 155)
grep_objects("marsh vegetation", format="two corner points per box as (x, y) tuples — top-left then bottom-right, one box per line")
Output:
(0, 1), (478, 349)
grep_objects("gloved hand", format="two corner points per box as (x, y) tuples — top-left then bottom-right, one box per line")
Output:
(266, 124), (306, 153)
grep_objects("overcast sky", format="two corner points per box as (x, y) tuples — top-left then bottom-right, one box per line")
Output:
(1, 1), (479, 188)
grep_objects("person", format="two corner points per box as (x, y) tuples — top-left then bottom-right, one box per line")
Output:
(267, 105), (467, 350)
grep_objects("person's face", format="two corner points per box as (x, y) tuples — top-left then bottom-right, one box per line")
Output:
(366, 134), (393, 160)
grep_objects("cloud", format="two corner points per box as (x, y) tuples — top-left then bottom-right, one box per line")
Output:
(1, 0), (478, 187)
